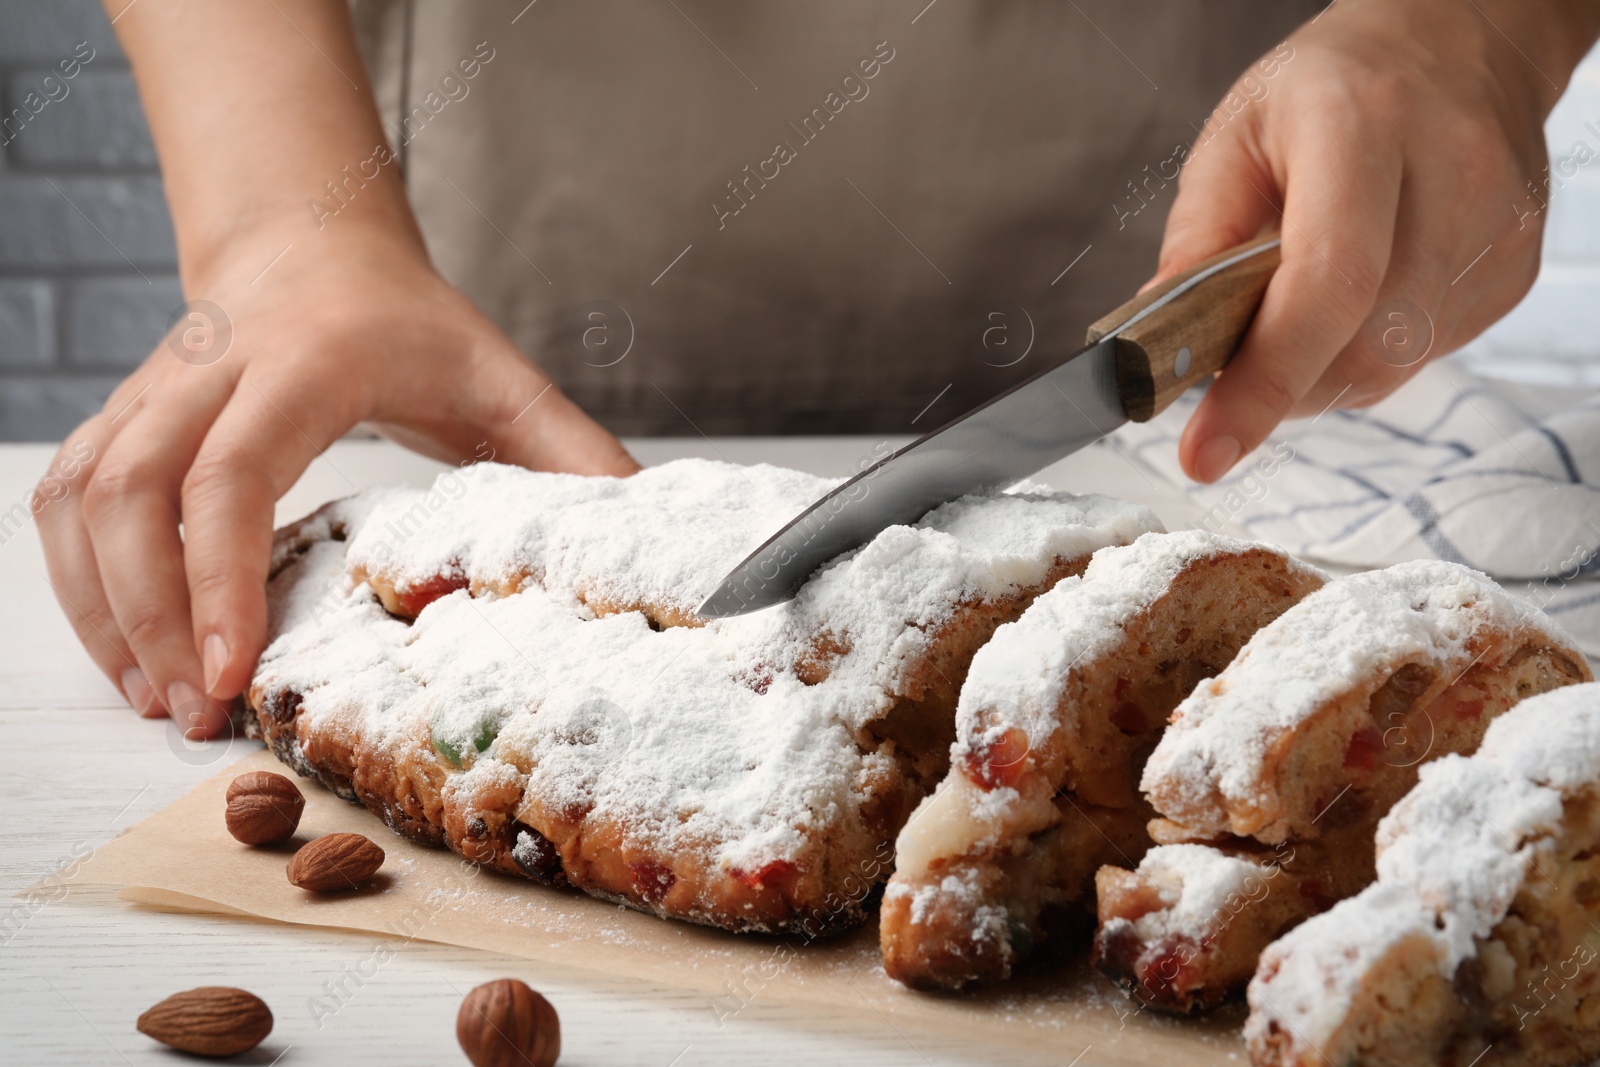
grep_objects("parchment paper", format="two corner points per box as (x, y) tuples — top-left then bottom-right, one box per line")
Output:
(54, 749), (1249, 1064)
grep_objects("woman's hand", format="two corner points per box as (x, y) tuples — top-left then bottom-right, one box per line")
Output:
(38, 227), (636, 738)
(1154, 0), (1600, 482)
(45, 0), (634, 738)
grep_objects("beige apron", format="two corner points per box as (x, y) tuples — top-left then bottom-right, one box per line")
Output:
(350, 1), (1320, 435)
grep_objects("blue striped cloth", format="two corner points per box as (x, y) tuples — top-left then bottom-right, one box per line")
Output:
(1115, 360), (1600, 660)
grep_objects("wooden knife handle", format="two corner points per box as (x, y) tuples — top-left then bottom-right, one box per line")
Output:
(1086, 234), (1281, 422)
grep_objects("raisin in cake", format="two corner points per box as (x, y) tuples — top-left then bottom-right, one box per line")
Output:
(1093, 560), (1590, 1012)
(246, 458), (1160, 934)
(1247, 683), (1600, 1067)
(879, 531), (1325, 989)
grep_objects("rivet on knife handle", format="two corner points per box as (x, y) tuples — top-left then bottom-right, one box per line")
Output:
(1086, 234), (1282, 422)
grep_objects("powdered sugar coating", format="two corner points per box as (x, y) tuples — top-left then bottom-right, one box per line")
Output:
(345, 460), (840, 620)
(886, 866), (1006, 939)
(1246, 683), (1600, 1054)
(1245, 883), (1447, 1051)
(253, 460), (1161, 891)
(1105, 843), (1267, 945)
(1374, 756), (1560, 963)
(419, 591), (880, 869)
(1141, 559), (1573, 838)
(345, 460), (1160, 625)
(913, 489), (1161, 593)
(955, 530), (1320, 752)
(1373, 684), (1600, 959)
(1475, 683), (1600, 792)
(728, 486), (1160, 716)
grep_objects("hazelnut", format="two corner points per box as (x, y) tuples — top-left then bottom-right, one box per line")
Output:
(457, 978), (560, 1067)
(224, 771), (305, 845)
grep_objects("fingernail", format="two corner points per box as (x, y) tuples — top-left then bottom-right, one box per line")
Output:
(121, 666), (156, 716)
(203, 633), (228, 695)
(1195, 435), (1242, 483)
(168, 680), (227, 740)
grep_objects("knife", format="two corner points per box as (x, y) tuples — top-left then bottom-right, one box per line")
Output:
(697, 233), (1283, 619)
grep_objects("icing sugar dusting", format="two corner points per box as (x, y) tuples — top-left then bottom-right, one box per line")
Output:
(1141, 559), (1574, 835)
(345, 460), (841, 619)
(1246, 683), (1600, 1054)
(955, 530), (1318, 753)
(253, 459), (1159, 881)
(1115, 843), (1267, 943)
(1246, 883), (1446, 1052)
(1374, 684), (1600, 960)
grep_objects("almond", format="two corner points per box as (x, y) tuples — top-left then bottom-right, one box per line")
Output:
(457, 978), (560, 1067)
(137, 986), (272, 1057)
(286, 832), (385, 892)
(224, 771), (305, 845)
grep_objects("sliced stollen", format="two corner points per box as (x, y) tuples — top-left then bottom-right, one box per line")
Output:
(879, 530), (1326, 989)
(246, 459), (1161, 935)
(1093, 560), (1590, 1013)
(1247, 683), (1600, 1067)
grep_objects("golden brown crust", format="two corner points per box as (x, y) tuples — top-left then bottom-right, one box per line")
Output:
(248, 538), (1107, 937)
(881, 787), (1149, 988)
(1094, 630), (1592, 1014)
(880, 537), (1325, 990)
(1247, 687), (1600, 1067)
(1142, 563), (1593, 847)
(1093, 820), (1372, 1014)
(1249, 923), (1457, 1067)
(1443, 788), (1600, 1066)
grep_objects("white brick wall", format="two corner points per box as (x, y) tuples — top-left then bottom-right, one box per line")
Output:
(0, 4), (1592, 439)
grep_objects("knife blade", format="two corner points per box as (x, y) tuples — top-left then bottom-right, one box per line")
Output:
(697, 235), (1282, 619)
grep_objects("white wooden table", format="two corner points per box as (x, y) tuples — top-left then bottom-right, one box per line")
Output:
(0, 436), (1199, 1066)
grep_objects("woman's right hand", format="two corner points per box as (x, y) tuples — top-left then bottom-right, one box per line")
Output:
(37, 223), (637, 739)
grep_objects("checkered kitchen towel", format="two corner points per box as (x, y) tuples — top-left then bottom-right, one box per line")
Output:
(1115, 359), (1600, 659)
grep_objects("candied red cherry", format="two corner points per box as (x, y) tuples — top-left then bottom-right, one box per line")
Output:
(629, 860), (676, 905)
(730, 859), (796, 891)
(963, 726), (1031, 790)
(396, 572), (469, 616)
